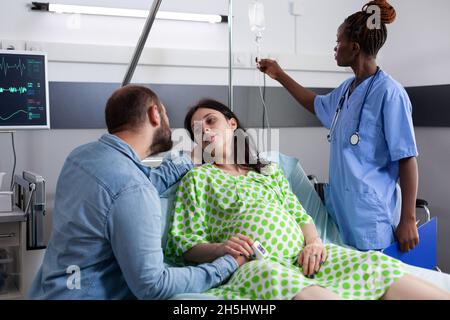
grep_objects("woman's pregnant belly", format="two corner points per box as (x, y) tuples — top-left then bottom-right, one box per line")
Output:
(209, 201), (304, 261)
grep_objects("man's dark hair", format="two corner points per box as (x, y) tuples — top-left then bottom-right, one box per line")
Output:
(105, 85), (162, 134)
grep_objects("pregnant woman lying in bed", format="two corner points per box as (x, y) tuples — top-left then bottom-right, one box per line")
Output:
(165, 99), (449, 300)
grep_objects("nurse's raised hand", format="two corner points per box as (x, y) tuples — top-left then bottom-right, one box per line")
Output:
(395, 217), (419, 252)
(257, 59), (284, 81)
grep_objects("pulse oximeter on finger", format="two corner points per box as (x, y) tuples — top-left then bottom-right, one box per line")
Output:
(251, 241), (269, 260)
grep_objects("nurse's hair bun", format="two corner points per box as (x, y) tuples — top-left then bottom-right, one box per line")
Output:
(363, 0), (396, 24)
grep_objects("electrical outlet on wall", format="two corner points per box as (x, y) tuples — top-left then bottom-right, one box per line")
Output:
(233, 52), (250, 67)
(1, 40), (26, 51)
(250, 52), (281, 67)
(25, 41), (44, 51)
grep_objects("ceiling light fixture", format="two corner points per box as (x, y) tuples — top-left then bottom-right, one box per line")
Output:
(31, 2), (227, 23)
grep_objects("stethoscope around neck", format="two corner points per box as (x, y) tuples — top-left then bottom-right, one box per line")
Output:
(327, 66), (381, 146)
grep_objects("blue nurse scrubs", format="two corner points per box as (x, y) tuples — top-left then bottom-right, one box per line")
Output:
(314, 69), (418, 250)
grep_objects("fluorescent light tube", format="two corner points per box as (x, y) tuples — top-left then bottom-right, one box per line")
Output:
(45, 3), (225, 23)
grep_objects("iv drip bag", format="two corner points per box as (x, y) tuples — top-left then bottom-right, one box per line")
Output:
(249, 0), (265, 37)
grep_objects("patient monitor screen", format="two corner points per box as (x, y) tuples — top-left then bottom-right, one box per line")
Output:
(0, 50), (50, 129)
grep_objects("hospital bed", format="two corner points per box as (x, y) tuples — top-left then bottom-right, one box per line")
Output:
(159, 152), (450, 299)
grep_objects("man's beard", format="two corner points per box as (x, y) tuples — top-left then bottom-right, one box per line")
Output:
(149, 120), (173, 156)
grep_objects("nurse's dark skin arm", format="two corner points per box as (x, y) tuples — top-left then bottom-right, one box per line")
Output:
(257, 59), (317, 114)
(396, 157), (419, 252)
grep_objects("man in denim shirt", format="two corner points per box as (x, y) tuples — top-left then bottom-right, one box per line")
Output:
(28, 85), (246, 299)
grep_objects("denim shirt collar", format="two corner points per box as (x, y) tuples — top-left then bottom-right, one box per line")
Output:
(99, 133), (151, 177)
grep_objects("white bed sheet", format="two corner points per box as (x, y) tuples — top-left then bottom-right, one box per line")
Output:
(404, 264), (450, 292)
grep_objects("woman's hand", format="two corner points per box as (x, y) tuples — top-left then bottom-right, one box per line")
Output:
(219, 234), (254, 260)
(297, 238), (327, 276)
(256, 59), (284, 81)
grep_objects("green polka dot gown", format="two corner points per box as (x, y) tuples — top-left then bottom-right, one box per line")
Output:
(165, 163), (407, 300)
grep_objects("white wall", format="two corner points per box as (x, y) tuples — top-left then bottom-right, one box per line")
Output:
(382, 0), (450, 86)
(1, 0), (449, 296)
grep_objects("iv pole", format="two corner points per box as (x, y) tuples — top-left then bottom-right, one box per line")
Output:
(122, 0), (163, 86)
(228, 0), (234, 111)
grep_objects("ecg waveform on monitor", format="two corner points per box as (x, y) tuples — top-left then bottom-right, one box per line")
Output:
(0, 53), (47, 127)
(0, 109), (28, 121)
(0, 57), (26, 77)
(0, 86), (27, 94)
